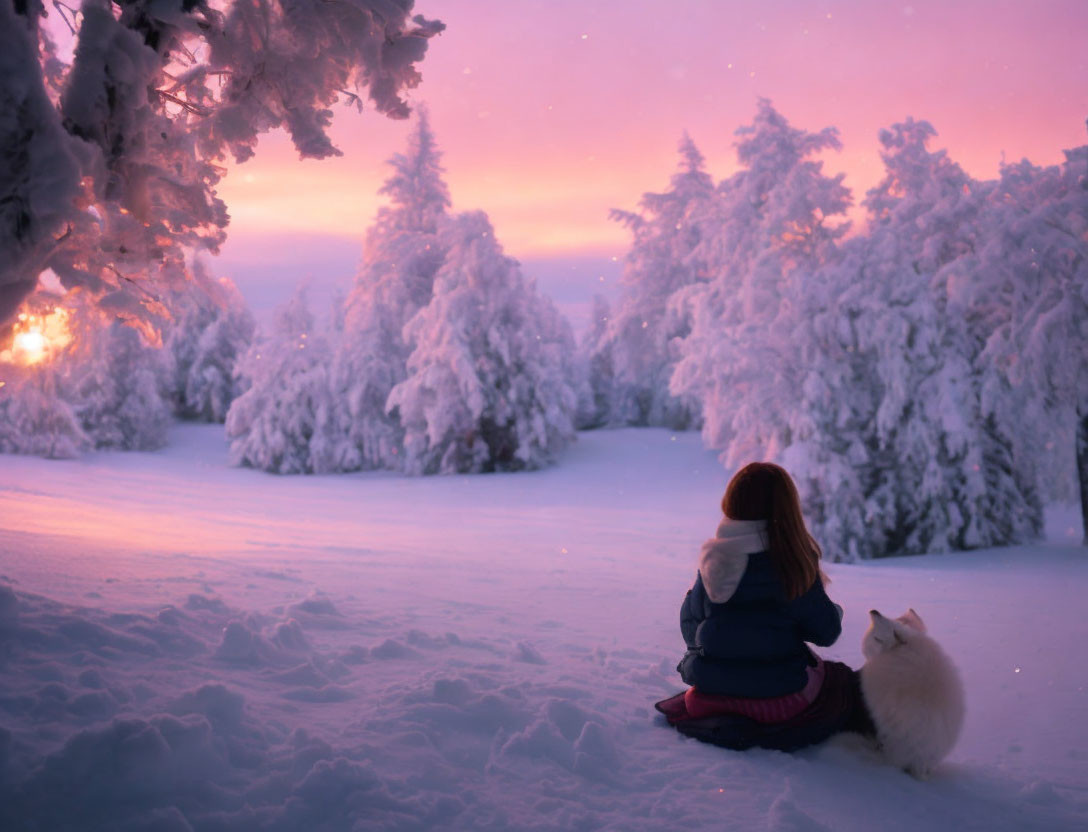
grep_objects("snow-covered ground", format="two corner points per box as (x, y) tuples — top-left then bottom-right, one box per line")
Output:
(0, 426), (1085, 831)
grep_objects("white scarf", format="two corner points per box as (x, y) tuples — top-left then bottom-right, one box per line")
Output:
(698, 518), (769, 603)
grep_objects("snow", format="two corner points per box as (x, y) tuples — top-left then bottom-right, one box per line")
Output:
(0, 425), (1085, 830)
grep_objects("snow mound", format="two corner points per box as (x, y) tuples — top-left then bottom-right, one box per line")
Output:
(514, 640), (547, 664)
(287, 591), (340, 618)
(0, 582), (18, 621)
(767, 781), (833, 831)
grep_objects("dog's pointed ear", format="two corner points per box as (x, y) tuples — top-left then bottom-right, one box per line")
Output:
(901, 608), (926, 633)
(868, 610), (895, 643)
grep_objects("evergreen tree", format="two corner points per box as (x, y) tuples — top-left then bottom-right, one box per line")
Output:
(971, 136), (1088, 542)
(596, 133), (716, 428)
(661, 103), (856, 558)
(226, 290), (336, 474)
(330, 110), (451, 470)
(842, 119), (1041, 555)
(576, 294), (615, 429)
(1, 294), (169, 456)
(163, 265), (255, 423)
(70, 318), (172, 451)
(768, 248), (881, 561)
(0, 366), (89, 459)
(671, 101), (850, 459)
(387, 212), (578, 474)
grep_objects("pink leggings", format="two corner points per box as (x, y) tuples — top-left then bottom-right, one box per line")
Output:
(683, 660), (826, 724)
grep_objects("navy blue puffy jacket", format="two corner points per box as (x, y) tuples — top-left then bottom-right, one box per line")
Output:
(678, 552), (842, 697)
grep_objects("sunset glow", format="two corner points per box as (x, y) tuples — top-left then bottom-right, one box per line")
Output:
(216, 0), (1088, 260)
(1, 308), (72, 367)
(12, 331), (46, 364)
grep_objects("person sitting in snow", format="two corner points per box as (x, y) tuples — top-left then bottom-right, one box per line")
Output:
(656, 462), (874, 750)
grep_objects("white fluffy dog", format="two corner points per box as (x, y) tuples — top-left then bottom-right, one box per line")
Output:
(860, 608), (966, 779)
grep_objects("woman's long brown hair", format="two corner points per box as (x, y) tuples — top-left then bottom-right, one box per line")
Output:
(722, 462), (826, 600)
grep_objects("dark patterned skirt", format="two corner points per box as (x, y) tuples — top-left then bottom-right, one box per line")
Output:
(654, 660), (875, 752)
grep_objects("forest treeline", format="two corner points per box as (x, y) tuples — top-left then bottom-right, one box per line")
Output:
(2, 102), (1085, 558)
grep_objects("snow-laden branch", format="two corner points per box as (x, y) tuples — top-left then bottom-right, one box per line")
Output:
(0, 0), (444, 327)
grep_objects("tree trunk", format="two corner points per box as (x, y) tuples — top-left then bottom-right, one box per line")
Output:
(1078, 406), (1088, 545)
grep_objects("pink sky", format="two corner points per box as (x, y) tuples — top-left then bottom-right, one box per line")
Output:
(217, 0), (1087, 262)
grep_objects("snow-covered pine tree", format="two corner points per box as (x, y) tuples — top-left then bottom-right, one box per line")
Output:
(845, 119), (1041, 555)
(330, 111), (451, 470)
(387, 211), (578, 474)
(226, 289), (336, 474)
(770, 247), (883, 562)
(0, 365), (89, 459)
(163, 264), (255, 423)
(575, 294), (615, 429)
(595, 133), (716, 429)
(670, 101), (851, 461)
(971, 136), (1088, 542)
(660, 102), (861, 557)
(329, 287), (348, 338)
(69, 318), (172, 451)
